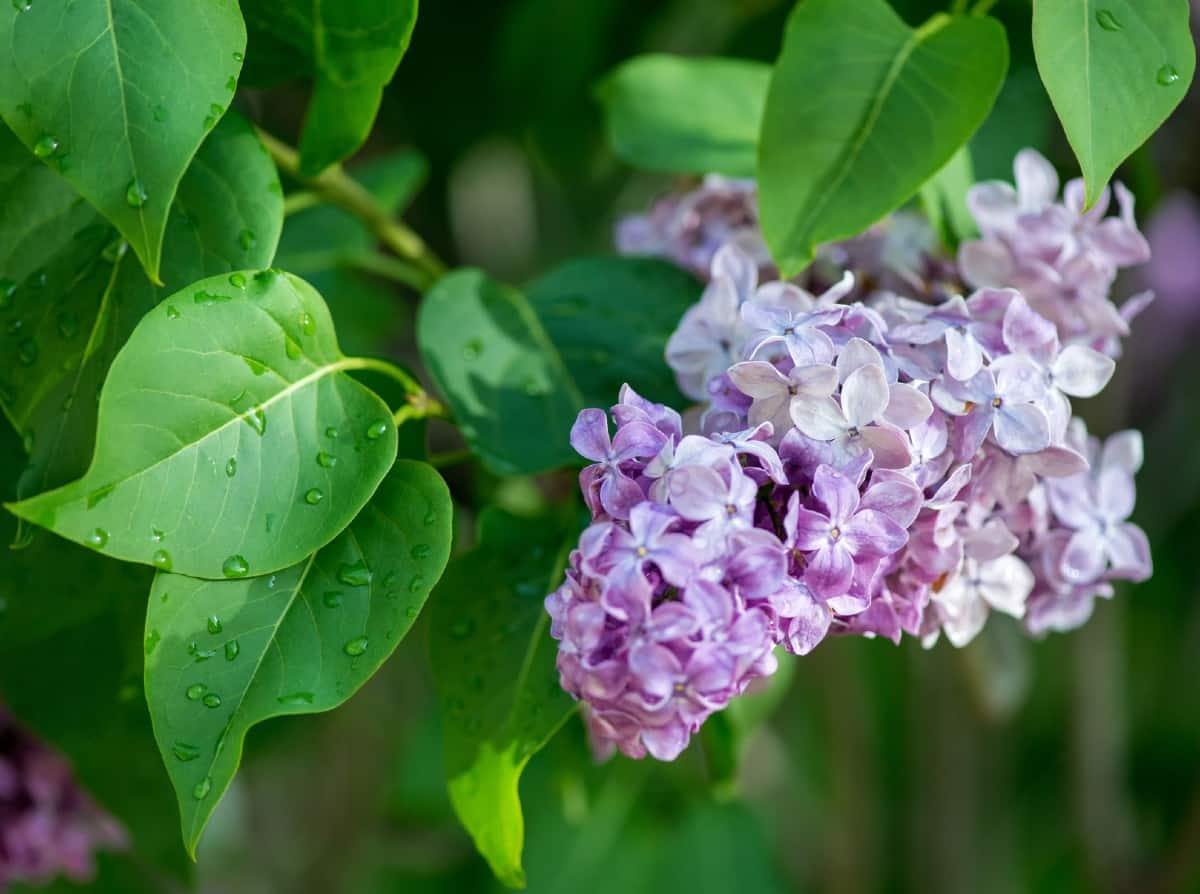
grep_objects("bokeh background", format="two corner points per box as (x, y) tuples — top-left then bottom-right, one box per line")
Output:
(181, 0), (1200, 891)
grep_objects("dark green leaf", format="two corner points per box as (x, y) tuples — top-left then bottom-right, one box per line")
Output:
(1032, 0), (1195, 206)
(241, 0), (419, 174)
(430, 508), (578, 888)
(417, 269), (583, 475)
(144, 458), (451, 855)
(525, 256), (700, 409)
(0, 0), (247, 280)
(758, 1), (1007, 275)
(598, 54), (770, 177)
(8, 272), (398, 579)
(0, 111), (283, 501)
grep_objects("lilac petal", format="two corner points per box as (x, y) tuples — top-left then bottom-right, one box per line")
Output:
(817, 270), (856, 305)
(711, 243), (758, 298)
(994, 403), (1051, 455)
(599, 471), (646, 519)
(945, 327), (984, 381)
(667, 465), (725, 521)
(728, 361), (787, 399)
(570, 408), (612, 462)
(836, 337), (884, 382)
(629, 642), (681, 704)
(1101, 430), (1143, 475)
(640, 720), (690, 761)
(648, 603), (699, 641)
(941, 595), (989, 648)
(860, 473), (923, 527)
(1053, 345), (1114, 397)
(964, 519), (1018, 561)
(805, 543), (855, 600)
(725, 609), (771, 655)
(791, 362), (839, 396)
(1059, 530), (1107, 584)
(842, 508), (907, 558)
(1002, 293), (1058, 355)
(791, 395), (847, 441)
(651, 533), (701, 586)
(684, 579), (735, 629)
(994, 355), (1047, 403)
(612, 420), (668, 461)
(1097, 466), (1135, 520)
(958, 239), (1014, 288)
(1046, 479), (1096, 530)
(1024, 446), (1088, 478)
(841, 363), (889, 428)
(781, 590), (832, 655)
(928, 463), (972, 507)
(727, 529), (788, 599)
(968, 181), (1019, 230)
(883, 383), (933, 430)
(979, 555), (1033, 616)
(812, 463), (860, 522)
(1106, 523), (1152, 581)
(859, 424), (912, 469)
(785, 327), (836, 365)
(1015, 148), (1059, 209)
(789, 507), (833, 551)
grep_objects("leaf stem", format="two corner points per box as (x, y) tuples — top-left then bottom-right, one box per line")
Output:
(256, 127), (447, 288)
(282, 190), (321, 216)
(970, 0), (998, 13)
(428, 448), (473, 469)
(951, 0), (968, 13)
(347, 251), (431, 291)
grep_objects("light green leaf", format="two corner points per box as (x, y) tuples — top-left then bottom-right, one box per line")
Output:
(525, 256), (702, 409)
(758, 1), (1007, 276)
(144, 458), (451, 855)
(8, 271), (398, 579)
(0, 111), (283, 501)
(417, 269), (583, 476)
(919, 146), (978, 249)
(0, 0), (247, 280)
(597, 54), (770, 177)
(430, 508), (578, 889)
(241, 0), (419, 175)
(1032, 0), (1195, 206)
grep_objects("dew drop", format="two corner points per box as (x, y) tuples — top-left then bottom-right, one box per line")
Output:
(193, 647), (217, 662)
(462, 338), (483, 360)
(152, 549), (172, 571)
(56, 310), (79, 339)
(166, 305), (180, 320)
(225, 639), (240, 661)
(12, 0), (32, 12)
(209, 103), (223, 118)
(1157, 64), (1180, 86)
(337, 560), (372, 587)
(325, 426), (339, 439)
(185, 683), (207, 701)
(245, 407), (266, 436)
(1095, 9), (1121, 31)
(202, 693), (222, 708)
(411, 543), (431, 559)
(33, 134), (58, 159)
(233, 50), (244, 62)
(299, 312), (316, 336)
(153, 105), (168, 122)
(0, 279), (15, 308)
(422, 509), (436, 527)
(207, 615), (223, 635)
(316, 451), (337, 468)
(365, 420), (388, 440)
(172, 741), (201, 762)
(144, 629), (161, 655)
(17, 338), (37, 366)
(284, 336), (301, 360)
(343, 636), (369, 657)
(238, 228), (257, 251)
(225, 75), (237, 91)
(229, 272), (247, 288)
(408, 574), (426, 593)
(405, 606), (419, 619)
(222, 554), (249, 578)
(192, 777), (212, 800)
(193, 290), (231, 306)
(125, 179), (147, 208)
(276, 692), (314, 706)
(151, 528), (164, 542)
(225, 457), (237, 477)
(304, 487), (324, 505)
(86, 528), (108, 549)
(322, 591), (343, 608)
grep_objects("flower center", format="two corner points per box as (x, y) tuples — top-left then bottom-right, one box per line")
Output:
(830, 526), (841, 541)
(991, 396), (1002, 408)
(725, 503), (738, 516)
(636, 546), (649, 558)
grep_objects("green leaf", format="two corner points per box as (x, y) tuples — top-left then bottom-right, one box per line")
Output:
(597, 54), (770, 177)
(525, 256), (702, 409)
(0, 0), (247, 280)
(144, 458), (451, 855)
(1032, 0), (1195, 206)
(8, 271), (398, 579)
(0, 111), (283, 501)
(241, 0), (419, 175)
(430, 508), (578, 889)
(919, 146), (978, 249)
(417, 269), (583, 476)
(757, 1), (1008, 276)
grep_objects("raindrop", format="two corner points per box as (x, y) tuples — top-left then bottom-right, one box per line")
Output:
(225, 75), (237, 91)
(238, 228), (257, 251)
(152, 549), (172, 571)
(166, 305), (180, 320)
(411, 543), (431, 559)
(222, 554), (249, 578)
(325, 426), (339, 439)
(322, 591), (343, 608)
(1095, 9), (1121, 31)
(343, 636), (369, 657)
(233, 51), (244, 62)
(192, 777), (212, 800)
(265, 512), (275, 533)
(462, 338), (483, 360)
(171, 742), (201, 762)
(408, 575), (425, 593)
(12, 0), (31, 12)
(422, 509), (436, 527)
(85, 528), (108, 549)
(193, 647), (217, 662)
(1157, 64), (1180, 86)
(151, 528), (165, 542)
(56, 310), (79, 339)
(33, 135), (58, 159)
(144, 629), (161, 656)
(193, 290), (231, 305)
(209, 102), (223, 118)
(225, 457), (237, 477)
(316, 451), (337, 468)
(0, 279), (14, 308)
(276, 692), (314, 706)
(224, 640), (240, 661)
(125, 179), (147, 208)
(284, 336), (301, 360)
(337, 560), (372, 587)
(207, 616), (223, 635)
(245, 407), (266, 436)
(153, 105), (168, 122)
(405, 606), (420, 619)
(17, 338), (37, 366)
(202, 693), (222, 708)
(365, 420), (388, 440)
(299, 312), (315, 335)
(304, 488), (324, 505)
(229, 272), (247, 288)
(185, 683), (207, 701)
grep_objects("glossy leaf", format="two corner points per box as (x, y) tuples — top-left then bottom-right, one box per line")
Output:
(919, 146), (978, 249)
(598, 55), (770, 177)
(418, 269), (583, 475)
(144, 459), (451, 855)
(241, 0), (419, 175)
(8, 272), (398, 579)
(1033, 0), (1195, 206)
(430, 508), (578, 889)
(758, 1), (1007, 275)
(0, 112), (283, 501)
(0, 0), (247, 280)
(526, 256), (701, 409)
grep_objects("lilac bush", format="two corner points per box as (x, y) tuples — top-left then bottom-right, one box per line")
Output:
(547, 150), (1154, 760)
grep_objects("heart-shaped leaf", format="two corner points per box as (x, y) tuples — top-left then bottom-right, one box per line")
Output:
(8, 272), (398, 579)
(598, 55), (770, 177)
(0, 111), (283, 502)
(758, 1), (1008, 275)
(1033, 0), (1195, 206)
(430, 508), (578, 889)
(0, 0), (248, 280)
(241, 0), (419, 175)
(144, 458), (451, 855)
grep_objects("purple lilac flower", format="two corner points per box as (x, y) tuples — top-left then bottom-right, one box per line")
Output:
(0, 709), (126, 888)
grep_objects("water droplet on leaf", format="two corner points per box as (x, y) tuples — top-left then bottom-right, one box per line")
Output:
(322, 591), (343, 608)
(225, 457), (237, 477)
(202, 693), (222, 708)
(316, 451), (337, 468)
(229, 272), (247, 288)
(222, 554), (249, 578)
(411, 543), (431, 559)
(86, 528), (108, 549)
(186, 684), (206, 701)
(1158, 64), (1180, 86)
(192, 777), (212, 800)
(276, 692), (314, 707)
(365, 420), (388, 440)
(225, 640), (240, 661)
(337, 560), (372, 587)
(238, 228), (257, 251)
(245, 407), (266, 436)
(152, 549), (172, 571)
(166, 305), (180, 320)
(172, 742), (201, 762)
(125, 179), (147, 208)
(343, 636), (368, 657)
(144, 629), (161, 655)
(56, 310), (79, 339)
(33, 134), (58, 158)
(1096, 9), (1121, 31)
(304, 488), (324, 505)
(299, 311), (315, 335)
(207, 616), (222, 635)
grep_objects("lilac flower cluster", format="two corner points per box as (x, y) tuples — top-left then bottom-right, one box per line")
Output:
(0, 709), (125, 887)
(548, 149), (1153, 760)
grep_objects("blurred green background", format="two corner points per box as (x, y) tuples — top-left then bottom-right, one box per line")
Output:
(181, 0), (1200, 891)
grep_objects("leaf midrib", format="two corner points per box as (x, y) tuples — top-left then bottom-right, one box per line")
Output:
(102, 0), (150, 262)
